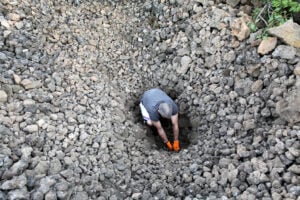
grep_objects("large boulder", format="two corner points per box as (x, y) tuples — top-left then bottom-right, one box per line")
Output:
(231, 15), (251, 41)
(268, 19), (300, 48)
(276, 89), (300, 124)
(294, 63), (300, 76)
(257, 37), (277, 55)
(0, 90), (8, 103)
(176, 56), (192, 74)
(272, 45), (297, 60)
(227, 0), (240, 7)
(210, 8), (231, 30)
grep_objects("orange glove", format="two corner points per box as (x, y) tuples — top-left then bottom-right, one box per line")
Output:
(173, 140), (180, 152)
(165, 141), (173, 151)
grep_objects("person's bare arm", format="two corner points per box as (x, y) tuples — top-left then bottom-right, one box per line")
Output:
(171, 114), (179, 141)
(152, 121), (168, 143)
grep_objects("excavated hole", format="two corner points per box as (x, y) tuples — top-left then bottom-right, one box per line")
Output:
(145, 114), (192, 151)
(130, 88), (191, 151)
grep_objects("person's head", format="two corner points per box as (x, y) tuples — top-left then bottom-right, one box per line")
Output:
(158, 102), (172, 119)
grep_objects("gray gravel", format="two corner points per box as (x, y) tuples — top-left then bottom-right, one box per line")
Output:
(0, 0), (299, 199)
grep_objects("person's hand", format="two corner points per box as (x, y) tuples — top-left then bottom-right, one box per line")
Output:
(173, 140), (180, 152)
(165, 141), (173, 151)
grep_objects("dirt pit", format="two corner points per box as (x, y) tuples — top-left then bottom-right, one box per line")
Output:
(145, 113), (192, 151)
(131, 95), (192, 151)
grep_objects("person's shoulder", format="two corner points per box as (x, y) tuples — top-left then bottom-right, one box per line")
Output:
(148, 88), (162, 92)
(144, 88), (164, 95)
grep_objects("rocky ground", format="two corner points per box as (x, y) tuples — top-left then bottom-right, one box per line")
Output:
(0, 0), (300, 199)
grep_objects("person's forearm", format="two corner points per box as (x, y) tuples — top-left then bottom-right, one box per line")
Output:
(157, 127), (168, 143)
(173, 125), (179, 141)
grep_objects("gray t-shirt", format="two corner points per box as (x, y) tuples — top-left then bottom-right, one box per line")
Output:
(141, 88), (178, 121)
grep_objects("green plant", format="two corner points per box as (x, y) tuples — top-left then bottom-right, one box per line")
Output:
(272, 0), (300, 13)
(249, 0), (300, 36)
